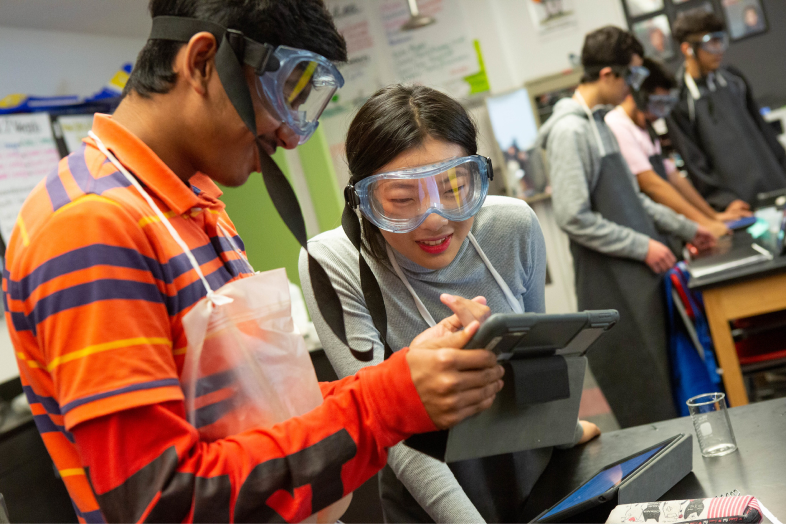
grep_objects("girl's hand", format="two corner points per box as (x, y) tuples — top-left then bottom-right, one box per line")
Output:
(577, 420), (601, 444)
(410, 295), (491, 348)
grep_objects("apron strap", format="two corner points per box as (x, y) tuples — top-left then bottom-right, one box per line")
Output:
(386, 232), (523, 328)
(574, 91), (607, 157)
(467, 233), (523, 314)
(88, 130), (232, 306)
(386, 243), (437, 327)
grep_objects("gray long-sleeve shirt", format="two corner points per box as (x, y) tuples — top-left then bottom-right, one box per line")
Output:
(299, 196), (579, 522)
(536, 97), (698, 260)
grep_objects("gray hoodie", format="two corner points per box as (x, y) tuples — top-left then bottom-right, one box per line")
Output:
(536, 97), (697, 260)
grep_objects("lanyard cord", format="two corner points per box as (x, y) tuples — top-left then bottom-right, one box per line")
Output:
(574, 91), (607, 157)
(386, 232), (523, 328)
(88, 130), (230, 306)
(216, 222), (255, 274)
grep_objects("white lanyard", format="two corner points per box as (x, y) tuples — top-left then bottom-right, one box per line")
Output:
(684, 70), (728, 122)
(386, 232), (523, 328)
(574, 91), (607, 157)
(88, 130), (251, 305)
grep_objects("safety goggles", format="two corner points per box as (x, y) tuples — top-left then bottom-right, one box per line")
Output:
(646, 92), (679, 119)
(345, 155), (493, 233)
(258, 46), (344, 144)
(622, 65), (651, 90)
(693, 31), (729, 55)
(149, 17), (343, 143)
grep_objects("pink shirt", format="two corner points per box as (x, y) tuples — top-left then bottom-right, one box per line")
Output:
(605, 106), (676, 177)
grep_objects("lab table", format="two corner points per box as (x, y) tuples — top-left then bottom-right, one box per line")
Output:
(689, 231), (786, 407)
(522, 397), (786, 522)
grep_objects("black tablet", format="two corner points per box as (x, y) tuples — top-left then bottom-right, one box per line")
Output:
(465, 310), (619, 360)
(534, 435), (684, 523)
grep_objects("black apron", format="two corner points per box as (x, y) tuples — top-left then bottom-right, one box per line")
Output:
(570, 150), (677, 428)
(687, 72), (786, 204)
(379, 448), (552, 523)
(650, 152), (668, 180)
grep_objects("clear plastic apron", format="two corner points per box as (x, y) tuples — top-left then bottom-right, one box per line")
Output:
(385, 232), (523, 327)
(88, 131), (351, 523)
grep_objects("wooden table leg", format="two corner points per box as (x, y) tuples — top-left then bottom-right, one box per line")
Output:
(702, 289), (749, 407)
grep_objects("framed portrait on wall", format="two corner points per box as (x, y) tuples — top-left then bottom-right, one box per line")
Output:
(633, 14), (675, 61)
(624, 0), (664, 18)
(721, 0), (767, 40)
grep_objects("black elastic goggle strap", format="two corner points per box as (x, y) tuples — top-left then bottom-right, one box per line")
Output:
(150, 15), (358, 360)
(341, 205), (394, 360)
(149, 16), (279, 75)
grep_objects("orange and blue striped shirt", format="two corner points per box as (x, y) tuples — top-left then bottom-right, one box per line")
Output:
(2, 114), (434, 522)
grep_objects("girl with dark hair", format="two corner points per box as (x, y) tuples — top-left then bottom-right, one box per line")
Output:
(299, 84), (599, 523)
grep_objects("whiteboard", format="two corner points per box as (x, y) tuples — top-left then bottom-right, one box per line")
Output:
(0, 113), (61, 244)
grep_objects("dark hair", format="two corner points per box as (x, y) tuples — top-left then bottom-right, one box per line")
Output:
(345, 84), (478, 259)
(125, 0), (347, 97)
(640, 58), (676, 94)
(580, 26), (644, 83)
(672, 8), (725, 44)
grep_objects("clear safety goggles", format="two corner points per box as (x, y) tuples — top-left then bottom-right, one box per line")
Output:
(624, 65), (651, 90)
(693, 31), (729, 55)
(345, 155), (493, 233)
(148, 17), (344, 144)
(646, 92), (679, 119)
(258, 46), (344, 144)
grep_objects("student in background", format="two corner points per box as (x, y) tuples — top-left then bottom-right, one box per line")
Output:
(536, 26), (715, 428)
(605, 57), (750, 240)
(669, 8), (786, 209)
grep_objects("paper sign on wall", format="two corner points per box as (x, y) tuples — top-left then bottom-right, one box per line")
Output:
(0, 113), (61, 243)
(380, 0), (479, 97)
(326, 1), (382, 116)
(56, 114), (94, 154)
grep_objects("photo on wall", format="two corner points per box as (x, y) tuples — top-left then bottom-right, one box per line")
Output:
(632, 14), (675, 61)
(526, 0), (577, 34)
(623, 0), (664, 18)
(721, 0), (767, 40)
(485, 88), (551, 201)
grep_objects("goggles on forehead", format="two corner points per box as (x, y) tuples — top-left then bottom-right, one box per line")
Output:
(344, 155), (493, 234)
(692, 31), (729, 55)
(148, 16), (343, 143)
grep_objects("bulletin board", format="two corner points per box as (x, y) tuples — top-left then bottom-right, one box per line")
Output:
(0, 112), (94, 253)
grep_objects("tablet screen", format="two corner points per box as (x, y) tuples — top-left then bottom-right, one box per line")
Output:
(540, 442), (668, 519)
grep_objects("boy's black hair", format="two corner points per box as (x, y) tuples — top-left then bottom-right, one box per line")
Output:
(672, 8), (725, 44)
(640, 57), (676, 94)
(580, 26), (644, 83)
(125, 0), (347, 98)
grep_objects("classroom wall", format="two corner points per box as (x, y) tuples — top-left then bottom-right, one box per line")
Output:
(0, 26), (145, 98)
(722, 0), (786, 108)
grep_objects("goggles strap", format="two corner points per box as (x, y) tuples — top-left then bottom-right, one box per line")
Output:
(341, 206), (394, 360)
(149, 16), (361, 360)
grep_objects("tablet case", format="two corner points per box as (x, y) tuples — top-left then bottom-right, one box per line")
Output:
(405, 311), (617, 462)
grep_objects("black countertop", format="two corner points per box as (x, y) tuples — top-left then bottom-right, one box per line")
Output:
(522, 398), (786, 521)
(689, 230), (786, 290)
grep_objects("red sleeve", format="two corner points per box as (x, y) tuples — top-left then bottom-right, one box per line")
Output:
(73, 348), (435, 523)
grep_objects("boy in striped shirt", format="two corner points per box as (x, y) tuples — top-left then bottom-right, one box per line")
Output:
(2, 1), (504, 521)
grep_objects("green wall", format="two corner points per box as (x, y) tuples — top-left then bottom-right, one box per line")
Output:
(219, 127), (343, 286)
